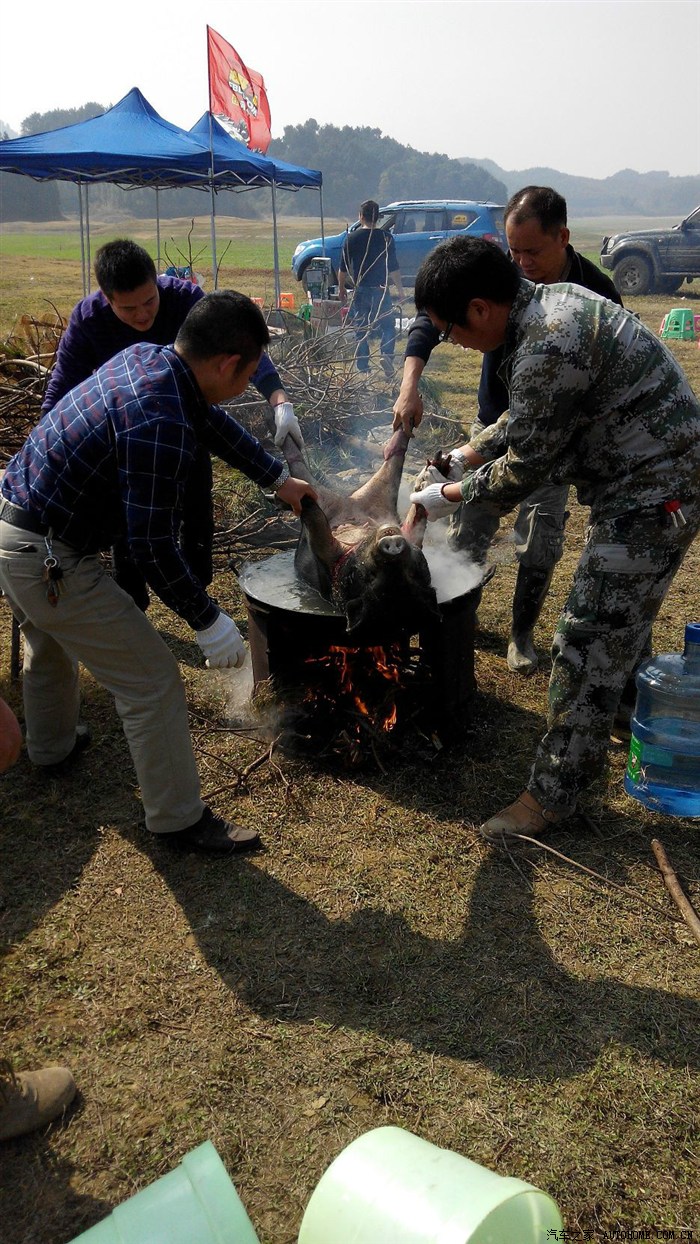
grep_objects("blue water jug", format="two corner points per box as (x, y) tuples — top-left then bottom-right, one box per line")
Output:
(625, 622), (700, 818)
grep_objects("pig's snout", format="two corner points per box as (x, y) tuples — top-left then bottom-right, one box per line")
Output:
(376, 526), (407, 558)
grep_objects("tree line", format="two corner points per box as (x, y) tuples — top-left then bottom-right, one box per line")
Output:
(1, 104), (697, 223)
(0, 104), (506, 223)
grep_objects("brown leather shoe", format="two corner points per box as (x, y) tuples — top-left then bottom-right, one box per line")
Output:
(164, 806), (261, 855)
(0, 1064), (76, 1141)
(480, 791), (564, 843)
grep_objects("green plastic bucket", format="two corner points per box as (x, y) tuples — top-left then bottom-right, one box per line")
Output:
(297, 1126), (563, 1244)
(69, 1142), (260, 1244)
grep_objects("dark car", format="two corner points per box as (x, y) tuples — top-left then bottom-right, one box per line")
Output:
(291, 199), (506, 290)
(600, 205), (700, 296)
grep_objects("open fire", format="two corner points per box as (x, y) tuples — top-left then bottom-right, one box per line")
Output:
(305, 643), (404, 734)
(295, 640), (434, 767)
(238, 550), (483, 768)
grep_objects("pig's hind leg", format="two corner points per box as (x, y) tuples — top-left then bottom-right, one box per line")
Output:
(346, 428), (410, 523)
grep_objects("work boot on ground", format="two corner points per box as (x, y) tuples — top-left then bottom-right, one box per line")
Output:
(0, 1064), (76, 1141)
(480, 791), (563, 843)
(507, 564), (554, 676)
(162, 806), (261, 855)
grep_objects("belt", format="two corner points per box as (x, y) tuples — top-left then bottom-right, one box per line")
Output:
(0, 499), (50, 535)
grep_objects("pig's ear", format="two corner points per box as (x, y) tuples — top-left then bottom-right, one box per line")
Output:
(345, 597), (369, 633)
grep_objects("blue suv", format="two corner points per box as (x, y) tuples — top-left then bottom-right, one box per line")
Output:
(291, 199), (506, 289)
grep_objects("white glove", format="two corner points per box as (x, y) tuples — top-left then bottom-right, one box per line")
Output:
(443, 449), (468, 480)
(196, 611), (247, 669)
(273, 402), (304, 450)
(412, 453), (466, 494)
(409, 482), (462, 521)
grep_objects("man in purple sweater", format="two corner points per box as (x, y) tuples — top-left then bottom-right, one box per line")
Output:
(43, 240), (303, 604)
(1, 292), (315, 853)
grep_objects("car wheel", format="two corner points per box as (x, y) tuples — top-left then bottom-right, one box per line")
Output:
(613, 254), (653, 296)
(656, 276), (683, 295)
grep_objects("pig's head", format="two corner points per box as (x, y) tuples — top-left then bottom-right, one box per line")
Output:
(333, 524), (441, 641)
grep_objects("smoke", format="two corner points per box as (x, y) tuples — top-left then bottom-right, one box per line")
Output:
(223, 661), (255, 724)
(222, 661), (289, 740)
(423, 536), (484, 604)
(396, 476), (484, 603)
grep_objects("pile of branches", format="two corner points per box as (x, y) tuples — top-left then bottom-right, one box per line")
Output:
(216, 309), (465, 560)
(0, 312), (63, 467)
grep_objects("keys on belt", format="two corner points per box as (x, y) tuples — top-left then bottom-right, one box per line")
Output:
(42, 534), (64, 606)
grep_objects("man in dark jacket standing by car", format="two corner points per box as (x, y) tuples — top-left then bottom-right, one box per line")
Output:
(339, 200), (405, 376)
(394, 187), (622, 676)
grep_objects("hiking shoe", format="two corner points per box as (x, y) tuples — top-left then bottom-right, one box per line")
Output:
(0, 1064), (76, 1141)
(479, 794), (564, 843)
(163, 806), (261, 855)
(37, 724), (91, 775)
(380, 356), (395, 378)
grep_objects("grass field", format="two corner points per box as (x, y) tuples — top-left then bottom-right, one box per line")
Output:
(1, 219), (699, 1244)
(2, 212), (673, 326)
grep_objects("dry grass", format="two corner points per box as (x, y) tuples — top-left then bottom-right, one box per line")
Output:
(1, 233), (699, 1243)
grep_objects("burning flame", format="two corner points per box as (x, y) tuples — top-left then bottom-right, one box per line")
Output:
(305, 644), (403, 734)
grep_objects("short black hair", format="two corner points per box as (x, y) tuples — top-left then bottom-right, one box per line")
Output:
(504, 186), (568, 234)
(414, 237), (520, 325)
(174, 290), (270, 365)
(360, 199), (379, 224)
(94, 239), (157, 298)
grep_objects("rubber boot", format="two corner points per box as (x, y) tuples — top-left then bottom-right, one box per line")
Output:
(507, 565), (554, 676)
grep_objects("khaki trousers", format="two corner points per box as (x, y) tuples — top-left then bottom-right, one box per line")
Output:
(0, 522), (204, 834)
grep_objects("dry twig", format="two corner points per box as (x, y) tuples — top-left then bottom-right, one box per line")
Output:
(651, 837), (700, 946)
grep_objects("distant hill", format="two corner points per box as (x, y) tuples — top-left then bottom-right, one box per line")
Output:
(461, 158), (700, 216)
(269, 120), (507, 217)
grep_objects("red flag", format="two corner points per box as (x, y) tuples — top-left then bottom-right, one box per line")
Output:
(207, 26), (271, 153)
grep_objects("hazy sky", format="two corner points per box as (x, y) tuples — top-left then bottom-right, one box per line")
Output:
(1, 0), (698, 180)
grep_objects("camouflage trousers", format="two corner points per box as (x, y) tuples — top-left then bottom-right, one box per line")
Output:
(448, 416), (570, 570)
(529, 498), (700, 817)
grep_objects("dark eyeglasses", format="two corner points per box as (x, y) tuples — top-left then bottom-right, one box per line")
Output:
(438, 322), (453, 344)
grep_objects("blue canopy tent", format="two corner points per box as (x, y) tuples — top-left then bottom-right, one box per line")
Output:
(0, 88), (323, 301)
(0, 89), (216, 291)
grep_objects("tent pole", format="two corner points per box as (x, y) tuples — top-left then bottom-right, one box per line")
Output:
(271, 181), (281, 309)
(155, 187), (161, 270)
(209, 184), (218, 289)
(85, 185), (92, 293)
(320, 182), (325, 250)
(78, 182), (88, 297)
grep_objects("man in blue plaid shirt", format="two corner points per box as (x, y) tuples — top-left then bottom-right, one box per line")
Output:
(0, 291), (315, 854)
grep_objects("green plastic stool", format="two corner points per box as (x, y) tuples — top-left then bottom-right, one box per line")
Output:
(660, 308), (695, 340)
(67, 1142), (260, 1243)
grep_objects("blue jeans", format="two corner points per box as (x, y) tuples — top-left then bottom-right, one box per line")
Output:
(348, 287), (395, 371)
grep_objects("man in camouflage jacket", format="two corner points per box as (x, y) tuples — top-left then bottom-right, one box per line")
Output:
(410, 237), (700, 840)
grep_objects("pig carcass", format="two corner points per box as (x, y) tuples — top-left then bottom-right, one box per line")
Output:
(279, 428), (440, 641)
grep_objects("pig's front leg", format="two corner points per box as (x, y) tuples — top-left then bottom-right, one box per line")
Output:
(294, 496), (346, 601)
